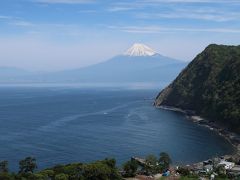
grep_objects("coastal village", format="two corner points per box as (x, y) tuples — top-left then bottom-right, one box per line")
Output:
(122, 106), (240, 180)
(124, 153), (240, 179)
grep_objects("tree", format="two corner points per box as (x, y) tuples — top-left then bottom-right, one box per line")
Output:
(19, 157), (37, 173)
(55, 173), (69, 180)
(83, 162), (111, 180)
(103, 158), (116, 169)
(102, 158), (121, 180)
(144, 154), (159, 175)
(0, 161), (9, 173)
(176, 167), (190, 176)
(0, 173), (13, 180)
(82, 160), (121, 180)
(123, 160), (138, 177)
(145, 154), (158, 166)
(159, 152), (172, 171)
(216, 165), (226, 177)
(38, 169), (54, 178)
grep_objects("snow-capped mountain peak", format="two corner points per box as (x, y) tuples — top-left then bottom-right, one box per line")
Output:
(124, 43), (157, 56)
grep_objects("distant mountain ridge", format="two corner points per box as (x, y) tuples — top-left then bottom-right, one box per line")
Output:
(0, 43), (187, 84)
(37, 43), (186, 83)
(0, 67), (33, 82)
(155, 44), (240, 132)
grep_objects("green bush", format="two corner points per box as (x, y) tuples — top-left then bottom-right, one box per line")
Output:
(55, 173), (69, 180)
(123, 160), (138, 177)
(177, 167), (190, 176)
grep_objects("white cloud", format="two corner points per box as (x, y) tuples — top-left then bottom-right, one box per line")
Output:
(139, 0), (240, 3)
(0, 15), (12, 19)
(108, 1), (240, 22)
(137, 10), (240, 22)
(109, 25), (240, 34)
(78, 9), (97, 13)
(8, 20), (86, 36)
(10, 21), (35, 27)
(33, 0), (95, 4)
(0, 15), (21, 21)
(107, 7), (136, 12)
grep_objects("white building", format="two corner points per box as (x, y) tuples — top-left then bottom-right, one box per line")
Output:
(218, 160), (235, 170)
(204, 164), (213, 172)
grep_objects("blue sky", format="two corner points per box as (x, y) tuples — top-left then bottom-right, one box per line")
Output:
(0, 0), (240, 71)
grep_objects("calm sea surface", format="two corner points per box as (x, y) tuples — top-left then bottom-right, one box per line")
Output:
(0, 85), (234, 171)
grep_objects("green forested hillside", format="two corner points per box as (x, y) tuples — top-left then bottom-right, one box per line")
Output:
(155, 44), (240, 132)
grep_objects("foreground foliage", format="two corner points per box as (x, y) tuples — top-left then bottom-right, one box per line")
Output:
(0, 152), (172, 179)
(0, 158), (121, 180)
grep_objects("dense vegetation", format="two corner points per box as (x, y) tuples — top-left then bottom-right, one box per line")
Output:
(155, 44), (240, 132)
(0, 157), (121, 180)
(0, 152), (172, 180)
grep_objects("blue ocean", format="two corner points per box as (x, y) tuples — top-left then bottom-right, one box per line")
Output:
(0, 85), (234, 171)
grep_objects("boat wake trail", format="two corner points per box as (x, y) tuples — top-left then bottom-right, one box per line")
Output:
(38, 101), (141, 132)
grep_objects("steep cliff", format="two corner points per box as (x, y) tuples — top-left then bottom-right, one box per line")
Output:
(155, 44), (240, 132)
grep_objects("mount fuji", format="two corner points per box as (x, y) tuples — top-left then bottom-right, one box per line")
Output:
(124, 43), (157, 56)
(37, 43), (187, 84)
(0, 43), (187, 84)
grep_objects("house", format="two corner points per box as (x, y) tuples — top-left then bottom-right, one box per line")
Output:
(228, 166), (240, 179)
(203, 160), (212, 165)
(229, 165), (240, 172)
(218, 160), (235, 170)
(204, 164), (213, 172)
(190, 163), (204, 174)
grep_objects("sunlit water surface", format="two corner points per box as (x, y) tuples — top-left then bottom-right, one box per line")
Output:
(0, 85), (234, 171)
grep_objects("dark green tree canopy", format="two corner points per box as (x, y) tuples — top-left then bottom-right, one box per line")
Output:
(123, 160), (138, 177)
(159, 152), (172, 171)
(0, 160), (9, 173)
(19, 157), (37, 174)
(155, 44), (240, 132)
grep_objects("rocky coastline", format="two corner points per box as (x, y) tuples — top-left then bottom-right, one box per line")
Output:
(156, 105), (240, 154)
